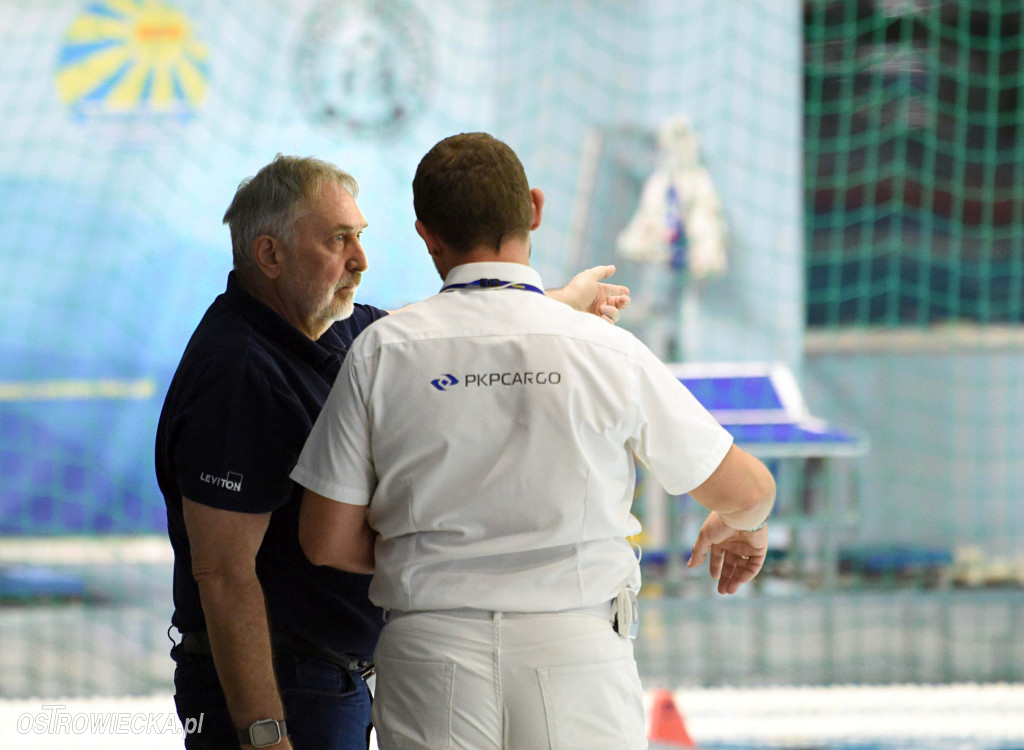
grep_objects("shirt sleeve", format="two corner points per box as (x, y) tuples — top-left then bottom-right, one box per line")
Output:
(170, 352), (313, 513)
(290, 349), (377, 506)
(628, 342), (734, 496)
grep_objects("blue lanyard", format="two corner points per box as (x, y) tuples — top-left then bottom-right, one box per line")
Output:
(441, 278), (544, 295)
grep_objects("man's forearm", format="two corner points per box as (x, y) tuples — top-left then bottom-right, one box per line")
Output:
(690, 444), (777, 530)
(197, 570), (289, 744)
(299, 490), (376, 573)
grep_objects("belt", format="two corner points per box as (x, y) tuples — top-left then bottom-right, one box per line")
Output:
(386, 600), (616, 623)
(178, 631), (374, 679)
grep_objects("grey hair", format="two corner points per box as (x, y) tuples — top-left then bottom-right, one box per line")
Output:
(222, 154), (359, 275)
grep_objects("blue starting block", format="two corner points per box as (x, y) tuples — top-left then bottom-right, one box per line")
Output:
(667, 362), (868, 459)
(643, 362), (869, 589)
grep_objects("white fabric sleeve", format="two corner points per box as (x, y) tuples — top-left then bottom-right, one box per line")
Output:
(289, 352), (377, 506)
(629, 343), (734, 496)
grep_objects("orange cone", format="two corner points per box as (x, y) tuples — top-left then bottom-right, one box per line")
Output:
(647, 688), (697, 748)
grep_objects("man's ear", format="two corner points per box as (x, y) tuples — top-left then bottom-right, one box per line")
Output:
(252, 234), (283, 279)
(529, 187), (544, 231)
(415, 220), (442, 257)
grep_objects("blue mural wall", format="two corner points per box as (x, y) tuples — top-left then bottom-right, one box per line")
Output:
(0, 0), (802, 534)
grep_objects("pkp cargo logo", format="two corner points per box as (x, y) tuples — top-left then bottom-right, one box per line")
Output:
(430, 374), (459, 392)
(430, 372), (563, 390)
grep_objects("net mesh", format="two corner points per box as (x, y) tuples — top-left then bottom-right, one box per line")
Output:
(802, 0), (1024, 575)
(805, 1), (1024, 326)
(0, 3), (1021, 744)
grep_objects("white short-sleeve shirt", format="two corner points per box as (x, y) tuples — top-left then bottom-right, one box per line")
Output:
(291, 262), (733, 612)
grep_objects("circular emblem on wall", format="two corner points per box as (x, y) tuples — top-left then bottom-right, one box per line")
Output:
(55, 0), (209, 120)
(295, 0), (432, 138)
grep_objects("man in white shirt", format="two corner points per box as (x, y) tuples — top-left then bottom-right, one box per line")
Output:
(290, 132), (776, 750)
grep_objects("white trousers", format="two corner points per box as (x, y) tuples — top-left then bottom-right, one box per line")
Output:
(371, 609), (648, 750)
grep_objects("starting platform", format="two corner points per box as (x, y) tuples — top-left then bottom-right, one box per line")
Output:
(641, 362), (869, 589)
(668, 361), (868, 459)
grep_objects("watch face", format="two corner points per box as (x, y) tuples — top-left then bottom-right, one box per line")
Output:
(251, 720), (282, 746)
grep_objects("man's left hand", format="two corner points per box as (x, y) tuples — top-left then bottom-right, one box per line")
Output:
(548, 265), (631, 324)
(687, 512), (769, 595)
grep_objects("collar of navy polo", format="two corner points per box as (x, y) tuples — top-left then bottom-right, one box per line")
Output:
(440, 261), (546, 294)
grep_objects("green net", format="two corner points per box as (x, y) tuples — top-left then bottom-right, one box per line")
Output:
(802, 0), (1024, 572)
(0, 0), (1022, 706)
(805, 0), (1024, 326)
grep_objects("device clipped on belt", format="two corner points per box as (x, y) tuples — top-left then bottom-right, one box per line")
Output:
(613, 586), (640, 639)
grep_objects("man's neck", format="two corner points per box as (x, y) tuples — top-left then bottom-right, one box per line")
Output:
(235, 270), (329, 341)
(444, 239), (531, 276)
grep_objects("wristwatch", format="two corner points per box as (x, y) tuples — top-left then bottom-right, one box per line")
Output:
(238, 718), (288, 747)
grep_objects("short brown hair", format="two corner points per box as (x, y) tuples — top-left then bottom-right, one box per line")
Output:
(222, 154), (359, 275)
(412, 133), (532, 254)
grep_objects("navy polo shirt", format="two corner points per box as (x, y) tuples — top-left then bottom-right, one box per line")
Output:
(155, 272), (388, 658)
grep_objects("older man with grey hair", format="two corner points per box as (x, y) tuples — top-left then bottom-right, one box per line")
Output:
(156, 153), (630, 750)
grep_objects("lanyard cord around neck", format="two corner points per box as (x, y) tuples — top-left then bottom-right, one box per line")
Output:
(441, 278), (544, 295)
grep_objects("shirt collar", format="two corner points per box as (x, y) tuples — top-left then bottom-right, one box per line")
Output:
(441, 262), (545, 292)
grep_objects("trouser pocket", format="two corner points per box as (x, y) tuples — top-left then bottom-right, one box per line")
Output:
(372, 655), (455, 749)
(538, 658), (647, 750)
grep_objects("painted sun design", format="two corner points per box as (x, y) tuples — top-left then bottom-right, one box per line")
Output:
(56, 0), (209, 117)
